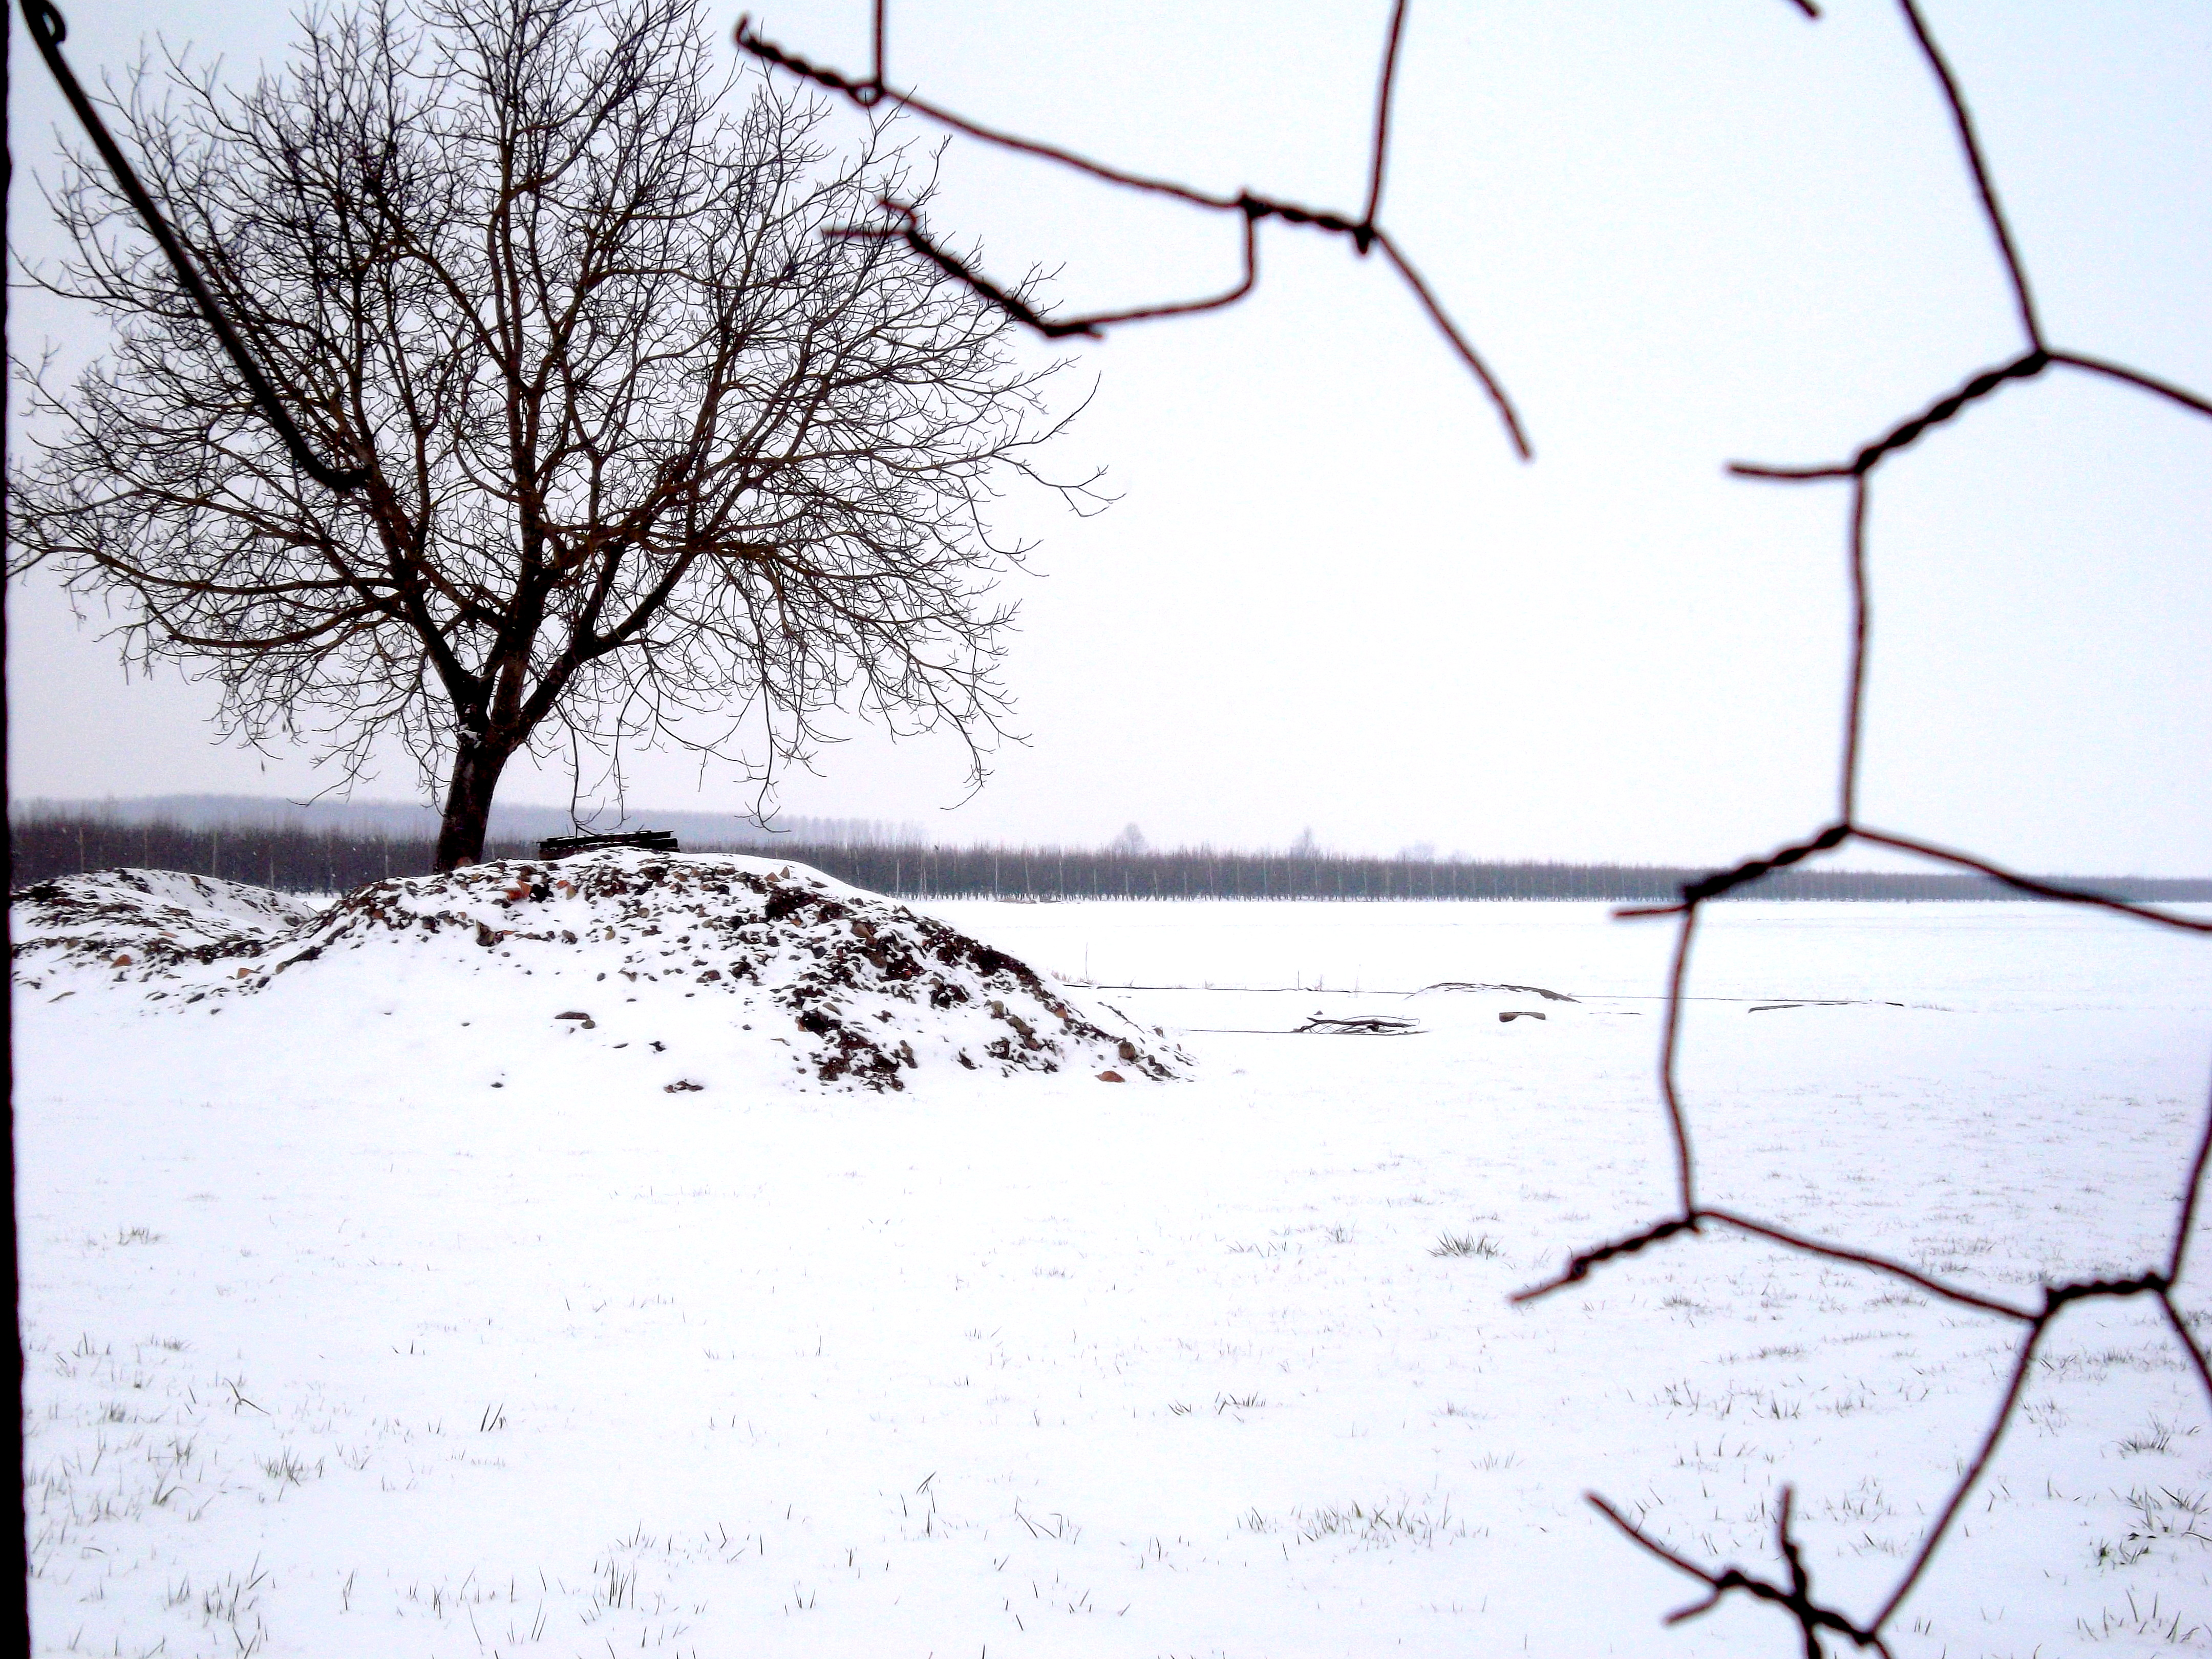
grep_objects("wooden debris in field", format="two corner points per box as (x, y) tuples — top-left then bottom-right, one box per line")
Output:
(1294, 1013), (1421, 1037)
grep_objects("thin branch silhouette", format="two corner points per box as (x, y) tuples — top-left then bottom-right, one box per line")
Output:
(1591, 1488), (1894, 1657)
(743, 1), (2212, 1645)
(1361, 1), (1410, 239)
(733, 8), (1532, 459)
(1535, 0), (2212, 1635)
(17, 0), (369, 493)
(1894, 0), (2041, 348)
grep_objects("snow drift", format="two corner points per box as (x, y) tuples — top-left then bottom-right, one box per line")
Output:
(11, 852), (1185, 1090)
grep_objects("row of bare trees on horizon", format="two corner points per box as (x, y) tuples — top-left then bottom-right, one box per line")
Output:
(13, 810), (2212, 905)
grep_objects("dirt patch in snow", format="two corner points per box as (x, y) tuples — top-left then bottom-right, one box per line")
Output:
(12, 853), (1186, 1090)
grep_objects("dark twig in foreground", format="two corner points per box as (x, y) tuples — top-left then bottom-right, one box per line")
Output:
(733, 10), (1532, 459)
(1591, 1489), (1892, 1657)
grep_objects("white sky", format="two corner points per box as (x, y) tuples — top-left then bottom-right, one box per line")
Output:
(8, 1), (2209, 870)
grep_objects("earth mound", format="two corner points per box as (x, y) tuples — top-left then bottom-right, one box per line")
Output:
(10, 867), (317, 984)
(11, 853), (1185, 1090)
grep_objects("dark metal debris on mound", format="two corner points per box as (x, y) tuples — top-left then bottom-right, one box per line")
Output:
(538, 830), (680, 860)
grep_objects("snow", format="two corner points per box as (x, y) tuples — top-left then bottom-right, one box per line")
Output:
(14, 887), (2212, 1656)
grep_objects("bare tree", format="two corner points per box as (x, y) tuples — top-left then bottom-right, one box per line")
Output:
(8, 0), (1091, 868)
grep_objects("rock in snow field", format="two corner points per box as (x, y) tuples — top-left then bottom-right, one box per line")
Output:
(14, 880), (2212, 1656)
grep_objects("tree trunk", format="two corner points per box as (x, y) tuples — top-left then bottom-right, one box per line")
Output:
(435, 738), (514, 870)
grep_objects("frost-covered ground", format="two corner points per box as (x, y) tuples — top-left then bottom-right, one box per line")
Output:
(15, 880), (2212, 1657)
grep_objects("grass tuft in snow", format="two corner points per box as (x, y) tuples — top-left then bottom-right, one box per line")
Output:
(2076, 1589), (2210, 1644)
(2115, 1416), (2200, 1457)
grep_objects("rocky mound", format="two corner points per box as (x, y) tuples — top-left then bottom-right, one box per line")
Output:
(11, 853), (1185, 1091)
(10, 867), (317, 983)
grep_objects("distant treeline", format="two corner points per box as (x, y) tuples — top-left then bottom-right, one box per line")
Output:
(11, 813), (530, 893)
(13, 793), (911, 847)
(12, 812), (2212, 905)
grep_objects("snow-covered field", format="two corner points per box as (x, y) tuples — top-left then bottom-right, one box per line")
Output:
(16, 873), (2212, 1656)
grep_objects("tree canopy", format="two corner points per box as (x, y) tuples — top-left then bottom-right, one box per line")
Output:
(10, 0), (1091, 865)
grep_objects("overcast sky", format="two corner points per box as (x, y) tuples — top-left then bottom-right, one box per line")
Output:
(8, 1), (2209, 870)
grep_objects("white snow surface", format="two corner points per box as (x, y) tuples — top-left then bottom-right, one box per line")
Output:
(15, 892), (2212, 1656)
